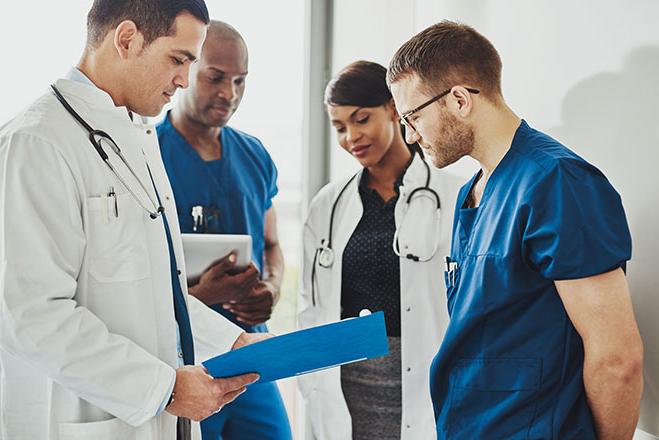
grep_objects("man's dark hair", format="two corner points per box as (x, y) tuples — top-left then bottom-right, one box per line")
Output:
(86, 0), (210, 48)
(387, 21), (503, 101)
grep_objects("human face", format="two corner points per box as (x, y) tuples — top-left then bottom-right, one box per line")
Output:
(182, 36), (248, 128)
(124, 13), (207, 116)
(328, 101), (399, 168)
(390, 73), (475, 168)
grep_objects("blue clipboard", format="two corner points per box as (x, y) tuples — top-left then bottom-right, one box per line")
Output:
(203, 311), (389, 383)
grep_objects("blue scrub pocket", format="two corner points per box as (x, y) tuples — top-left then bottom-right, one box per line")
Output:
(447, 357), (541, 439)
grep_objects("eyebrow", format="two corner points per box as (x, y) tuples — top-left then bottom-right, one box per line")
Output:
(173, 49), (197, 63)
(207, 66), (249, 76)
(330, 107), (364, 125)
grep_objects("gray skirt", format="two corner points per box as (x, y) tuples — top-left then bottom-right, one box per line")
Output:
(341, 337), (402, 440)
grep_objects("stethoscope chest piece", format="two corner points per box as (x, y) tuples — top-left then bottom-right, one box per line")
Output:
(318, 247), (335, 268)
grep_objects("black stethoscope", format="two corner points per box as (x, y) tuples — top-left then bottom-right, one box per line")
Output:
(310, 158), (441, 306)
(51, 84), (164, 219)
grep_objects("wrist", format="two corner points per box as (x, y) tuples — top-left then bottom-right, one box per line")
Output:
(264, 276), (282, 292)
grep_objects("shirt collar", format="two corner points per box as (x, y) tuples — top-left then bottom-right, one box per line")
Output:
(66, 67), (96, 87)
(63, 67), (141, 124)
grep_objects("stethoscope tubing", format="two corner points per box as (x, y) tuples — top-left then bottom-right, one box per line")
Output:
(311, 159), (441, 306)
(50, 84), (164, 219)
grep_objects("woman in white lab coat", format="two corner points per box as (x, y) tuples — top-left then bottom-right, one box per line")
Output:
(298, 61), (464, 440)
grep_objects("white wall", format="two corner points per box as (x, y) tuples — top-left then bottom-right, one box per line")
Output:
(330, 0), (659, 437)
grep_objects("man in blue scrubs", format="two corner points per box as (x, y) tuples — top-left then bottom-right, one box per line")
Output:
(157, 21), (291, 440)
(388, 21), (644, 439)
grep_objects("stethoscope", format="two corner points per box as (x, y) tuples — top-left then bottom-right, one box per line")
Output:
(310, 158), (441, 306)
(51, 84), (164, 219)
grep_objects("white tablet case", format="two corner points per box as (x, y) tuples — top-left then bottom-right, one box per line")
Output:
(181, 233), (252, 278)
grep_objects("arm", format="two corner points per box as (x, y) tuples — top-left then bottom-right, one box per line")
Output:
(262, 206), (285, 297)
(227, 207), (284, 325)
(555, 268), (643, 440)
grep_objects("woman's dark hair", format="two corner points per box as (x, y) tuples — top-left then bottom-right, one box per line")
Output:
(87, 0), (210, 48)
(325, 60), (422, 155)
(325, 61), (391, 107)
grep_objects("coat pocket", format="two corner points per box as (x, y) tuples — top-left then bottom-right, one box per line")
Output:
(85, 193), (151, 283)
(58, 417), (137, 440)
(447, 357), (541, 440)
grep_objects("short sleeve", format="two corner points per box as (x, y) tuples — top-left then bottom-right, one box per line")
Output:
(521, 159), (631, 280)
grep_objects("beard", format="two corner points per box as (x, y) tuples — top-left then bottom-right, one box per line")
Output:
(424, 111), (474, 168)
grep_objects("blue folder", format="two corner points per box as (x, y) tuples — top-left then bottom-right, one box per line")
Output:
(203, 311), (389, 383)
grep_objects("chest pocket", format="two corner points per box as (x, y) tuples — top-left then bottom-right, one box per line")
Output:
(85, 193), (151, 283)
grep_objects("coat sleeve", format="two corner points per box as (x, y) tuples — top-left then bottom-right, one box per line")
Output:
(187, 294), (243, 362)
(0, 133), (175, 427)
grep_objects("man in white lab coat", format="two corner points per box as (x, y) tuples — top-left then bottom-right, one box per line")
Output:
(0, 1), (265, 439)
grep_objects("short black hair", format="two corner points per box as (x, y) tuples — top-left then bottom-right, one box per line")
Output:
(86, 0), (210, 48)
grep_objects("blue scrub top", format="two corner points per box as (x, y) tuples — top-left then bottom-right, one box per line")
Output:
(433, 120), (631, 439)
(157, 113), (278, 332)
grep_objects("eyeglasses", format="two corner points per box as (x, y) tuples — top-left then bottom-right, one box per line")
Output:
(399, 87), (480, 132)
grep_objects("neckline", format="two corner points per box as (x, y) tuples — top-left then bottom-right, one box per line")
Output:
(164, 112), (229, 166)
(459, 119), (528, 211)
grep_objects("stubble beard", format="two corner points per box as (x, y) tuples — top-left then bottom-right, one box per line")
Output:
(428, 111), (474, 168)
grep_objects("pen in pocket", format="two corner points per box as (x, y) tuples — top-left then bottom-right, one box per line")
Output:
(108, 186), (118, 218)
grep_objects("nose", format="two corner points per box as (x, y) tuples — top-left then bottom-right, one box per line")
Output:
(174, 64), (191, 90)
(345, 125), (362, 145)
(403, 123), (420, 144)
(218, 80), (237, 103)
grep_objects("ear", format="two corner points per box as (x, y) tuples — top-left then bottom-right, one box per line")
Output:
(386, 98), (400, 122)
(113, 20), (143, 60)
(448, 86), (475, 117)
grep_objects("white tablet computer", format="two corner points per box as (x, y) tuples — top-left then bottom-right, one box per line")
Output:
(181, 233), (252, 278)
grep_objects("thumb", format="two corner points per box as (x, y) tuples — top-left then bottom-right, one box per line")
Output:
(208, 252), (237, 277)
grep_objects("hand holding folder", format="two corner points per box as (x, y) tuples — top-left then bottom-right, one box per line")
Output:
(203, 311), (389, 383)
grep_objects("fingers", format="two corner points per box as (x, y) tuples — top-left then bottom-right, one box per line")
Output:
(236, 315), (271, 326)
(230, 300), (272, 325)
(250, 282), (272, 296)
(206, 386), (248, 420)
(205, 252), (237, 278)
(224, 293), (273, 324)
(215, 373), (260, 393)
(228, 290), (273, 306)
(235, 266), (260, 288)
(222, 387), (247, 405)
(227, 297), (272, 313)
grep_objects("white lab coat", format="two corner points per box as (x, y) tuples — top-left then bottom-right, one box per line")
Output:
(0, 78), (243, 440)
(298, 153), (464, 440)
